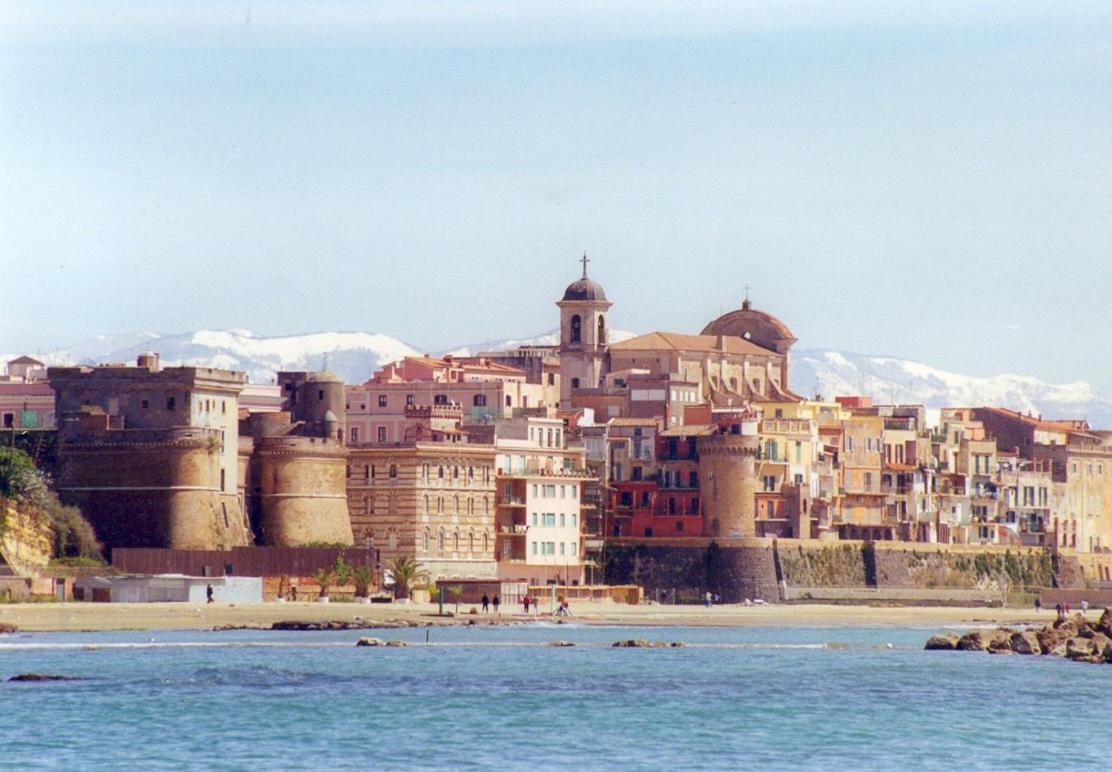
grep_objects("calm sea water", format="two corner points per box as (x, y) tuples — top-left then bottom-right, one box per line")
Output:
(0, 622), (1108, 770)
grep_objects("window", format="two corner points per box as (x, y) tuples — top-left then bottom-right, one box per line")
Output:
(560, 542), (565, 556)
(378, 395), (388, 408)
(570, 314), (582, 343)
(505, 395), (512, 408)
(571, 378), (580, 389)
(389, 465), (397, 479)
(350, 427), (359, 443)
(598, 315), (606, 345)
(531, 542), (538, 556)
(766, 441), (778, 461)
(676, 520), (684, 533)
(532, 513), (538, 526)
(763, 476), (776, 492)
(543, 513), (556, 526)
(140, 399), (149, 409)
(795, 441), (802, 463)
(434, 394), (448, 405)
(166, 396), (175, 410)
(377, 427), (387, 443)
(473, 394), (487, 407)
(439, 466), (445, 479)
(560, 513), (566, 527)
(406, 394), (415, 405)
(570, 513), (576, 527)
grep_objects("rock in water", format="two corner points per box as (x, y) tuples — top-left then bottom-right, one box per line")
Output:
(1009, 631), (1041, 656)
(384, 640), (408, 647)
(8, 674), (82, 682)
(925, 634), (959, 651)
(549, 640), (575, 647)
(356, 637), (385, 647)
(956, 631), (987, 651)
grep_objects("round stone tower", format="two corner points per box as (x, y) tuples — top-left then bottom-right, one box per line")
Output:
(698, 414), (760, 538)
(253, 436), (354, 547)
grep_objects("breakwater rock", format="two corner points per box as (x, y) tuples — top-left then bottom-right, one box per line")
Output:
(926, 609), (1112, 665)
(612, 639), (686, 648)
(271, 619), (425, 631)
(8, 674), (83, 682)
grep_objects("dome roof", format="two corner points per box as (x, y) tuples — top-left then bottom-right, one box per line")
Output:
(562, 277), (607, 302)
(701, 299), (796, 354)
(306, 370), (344, 383)
(561, 254), (607, 301)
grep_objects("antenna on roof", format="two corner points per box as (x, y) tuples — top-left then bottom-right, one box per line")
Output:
(742, 284), (752, 310)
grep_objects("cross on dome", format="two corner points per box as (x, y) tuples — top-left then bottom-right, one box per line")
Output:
(581, 253), (590, 278)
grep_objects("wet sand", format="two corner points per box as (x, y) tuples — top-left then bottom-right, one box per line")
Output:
(0, 600), (1062, 633)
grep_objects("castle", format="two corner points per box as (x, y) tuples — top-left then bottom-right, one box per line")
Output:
(49, 355), (353, 552)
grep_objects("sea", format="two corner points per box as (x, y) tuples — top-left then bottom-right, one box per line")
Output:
(0, 623), (1108, 770)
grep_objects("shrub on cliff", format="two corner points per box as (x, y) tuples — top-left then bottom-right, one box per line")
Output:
(0, 447), (102, 561)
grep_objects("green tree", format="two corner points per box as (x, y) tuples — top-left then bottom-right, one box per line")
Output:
(313, 567), (334, 600)
(352, 566), (374, 598)
(447, 584), (464, 614)
(332, 550), (352, 593)
(389, 555), (430, 600)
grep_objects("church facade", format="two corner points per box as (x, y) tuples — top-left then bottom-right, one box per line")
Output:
(556, 259), (800, 412)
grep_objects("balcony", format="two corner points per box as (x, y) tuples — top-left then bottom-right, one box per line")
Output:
(500, 496), (526, 506)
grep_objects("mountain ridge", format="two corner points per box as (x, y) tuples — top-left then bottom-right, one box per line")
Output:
(4, 329), (1108, 427)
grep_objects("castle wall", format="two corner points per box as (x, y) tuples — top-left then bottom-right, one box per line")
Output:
(56, 432), (251, 551)
(253, 437), (354, 547)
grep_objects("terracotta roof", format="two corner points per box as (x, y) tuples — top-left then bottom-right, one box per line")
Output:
(977, 406), (1088, 433)
(609, 331), (777, 357)
(0, 383), (53, 396)
(608, 418), (659, 427)
(660, 424), (716, 436)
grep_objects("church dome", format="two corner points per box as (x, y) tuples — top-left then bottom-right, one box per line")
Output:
(561, 254), (607, 301)
(562, 277), (607, 302)
(701, 298), (796, 354)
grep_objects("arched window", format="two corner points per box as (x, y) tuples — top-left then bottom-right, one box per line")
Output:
(421, 528), (429, 551)
(482, 530), (489, 552)
(438, 529), (445, 552)
(468, 530), (474, 553)
(598, 315), (606, 345)
(473, 394), (486, 407)
(454, 495), (460, 514)
(505, 395), (512, 408)
(388, 528), (398, 550)
(570, 314), (582, 343)
(453, 530), (459, 552)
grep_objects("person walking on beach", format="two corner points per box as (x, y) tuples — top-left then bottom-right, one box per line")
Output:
(1034, 597), (1041, 612)
(705, 591), (713, 608)
(206, 584), (214, 604)
(523, 595), (531, 614)
(492, 594), (500, 615)
(481, 594), (490, 613)
(1055, 602), (1063, 621)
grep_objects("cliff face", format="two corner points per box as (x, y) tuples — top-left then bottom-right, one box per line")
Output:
(0, 503), (52, 576)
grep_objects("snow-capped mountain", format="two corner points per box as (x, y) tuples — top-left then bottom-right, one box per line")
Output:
(9, 330), (421, 385)
(5, 330), (1110, 427)
(445, 328), (637, 356)
(791, 349), (1112, 428)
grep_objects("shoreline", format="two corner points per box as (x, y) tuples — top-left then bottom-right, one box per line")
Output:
(0, 600), (1073, 634)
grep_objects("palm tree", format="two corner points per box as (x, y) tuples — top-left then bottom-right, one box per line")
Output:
(313, 567), (334, 601)
(447, 584), (464, 614)
(352, 566), (374, 599)
(389, 555), (429, 601)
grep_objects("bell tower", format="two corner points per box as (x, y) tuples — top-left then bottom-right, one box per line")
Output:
(557, 254), (612, 407)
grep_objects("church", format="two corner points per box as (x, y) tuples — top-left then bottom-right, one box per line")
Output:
(556, 256), (801, 413)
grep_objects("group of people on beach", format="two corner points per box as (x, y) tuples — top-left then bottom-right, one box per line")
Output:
(477, 592), (571, 617)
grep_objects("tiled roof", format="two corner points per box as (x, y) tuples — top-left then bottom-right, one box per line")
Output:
(609, 331), (776, 357)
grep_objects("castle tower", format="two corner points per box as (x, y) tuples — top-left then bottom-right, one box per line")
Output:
(557, 254), (612, 407)
(698, 412), (760, 538)
(245, 370), (354, 547)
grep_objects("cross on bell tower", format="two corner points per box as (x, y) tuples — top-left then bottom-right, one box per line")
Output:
(580, 252), (590, 278)
(742, 284), (752, 310)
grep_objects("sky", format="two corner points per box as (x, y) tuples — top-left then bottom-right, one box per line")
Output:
(1, 1), (1110, 392)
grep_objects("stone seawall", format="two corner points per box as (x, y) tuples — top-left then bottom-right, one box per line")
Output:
(603, 537), (1074, 603)
(602, 539), (780, 602)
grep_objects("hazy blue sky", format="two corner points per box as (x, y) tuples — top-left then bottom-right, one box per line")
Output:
(1, 2), (1110, 391)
